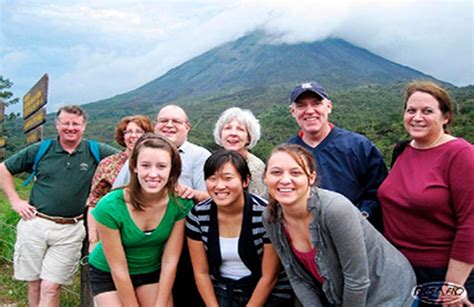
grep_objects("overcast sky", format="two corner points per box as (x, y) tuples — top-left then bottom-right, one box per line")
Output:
(1, 0), (473, 113)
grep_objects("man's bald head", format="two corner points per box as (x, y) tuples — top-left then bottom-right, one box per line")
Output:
(155, 104), (191, 147)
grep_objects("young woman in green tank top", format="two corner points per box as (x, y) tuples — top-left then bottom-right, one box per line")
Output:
(89, 133), (193, 307)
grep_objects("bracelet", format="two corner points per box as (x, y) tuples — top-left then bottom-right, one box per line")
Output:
(89, 239), (99, 244)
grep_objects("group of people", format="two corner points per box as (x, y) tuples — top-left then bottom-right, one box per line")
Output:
(0, 80), (472, 306)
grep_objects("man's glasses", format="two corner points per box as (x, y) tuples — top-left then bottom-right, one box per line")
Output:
(156, 118), (186, 126)
(57, 121), (84, 128)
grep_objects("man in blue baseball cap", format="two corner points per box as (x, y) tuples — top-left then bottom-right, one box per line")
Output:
(287, 81), (388, 230)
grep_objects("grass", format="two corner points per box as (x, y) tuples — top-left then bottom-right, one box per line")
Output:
(0, 177), (82, 306)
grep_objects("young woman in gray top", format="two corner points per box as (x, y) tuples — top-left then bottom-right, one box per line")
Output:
(262, 144), (416, 307)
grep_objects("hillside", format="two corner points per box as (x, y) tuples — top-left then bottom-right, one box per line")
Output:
(3, 83), (473, 165)
(2, 32), (472, 163)
(83, 31), (435, 116)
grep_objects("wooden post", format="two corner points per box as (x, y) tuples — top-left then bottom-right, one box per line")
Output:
(80, 239), (94, 307)
(80, 208), (94, 307)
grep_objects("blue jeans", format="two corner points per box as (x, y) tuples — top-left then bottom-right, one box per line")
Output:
(413, 267), (474, 306)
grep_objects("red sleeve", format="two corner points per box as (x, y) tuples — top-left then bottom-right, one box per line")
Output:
(448, 145), (474, 264)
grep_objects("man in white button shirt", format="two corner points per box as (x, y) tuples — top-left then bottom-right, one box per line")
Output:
(113, 104), (210, 203)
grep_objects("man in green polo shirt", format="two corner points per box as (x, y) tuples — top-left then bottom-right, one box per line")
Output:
(0, 105), (118, 306)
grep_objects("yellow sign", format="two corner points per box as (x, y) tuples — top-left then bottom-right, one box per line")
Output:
(0, 101), (4, 123)
(24, 108), (46, 133)
(0, 136), (5, 148)
(26, 126), (43, 145)
(23, 74), (48, 119)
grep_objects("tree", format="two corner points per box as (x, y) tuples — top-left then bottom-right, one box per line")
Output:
(0, 75), (20, 107)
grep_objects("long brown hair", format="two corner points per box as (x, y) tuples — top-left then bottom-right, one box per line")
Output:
(265, 144), (317, 223)
(404, 81), (454, 132)
(126, 133), (181, 211)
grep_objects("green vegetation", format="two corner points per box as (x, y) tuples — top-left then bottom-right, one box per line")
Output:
(0, 179), (81, 306)
(1, 83), (473, 165)
(179, 82), (474, 163)
(0, 75), (20, 109)
(0, 83), (472, 305)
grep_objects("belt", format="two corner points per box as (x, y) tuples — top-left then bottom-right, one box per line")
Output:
(35, 212), (84, 224)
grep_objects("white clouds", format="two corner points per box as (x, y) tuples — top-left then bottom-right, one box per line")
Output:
(332, 1), (473, 84)
(1, 0), (472, 114)
(251, 0), (352, 43)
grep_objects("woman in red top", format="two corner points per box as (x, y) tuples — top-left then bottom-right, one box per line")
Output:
(378, 81), (474, 305)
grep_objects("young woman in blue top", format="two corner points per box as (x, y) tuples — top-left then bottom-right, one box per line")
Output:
(186, 149), (293, 307)
(89, 133), (193, 307)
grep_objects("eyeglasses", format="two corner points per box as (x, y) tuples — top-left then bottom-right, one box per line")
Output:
(57, 121), (84, 128)
(156, 118), (186, 126)
(123, 129), (145, 135)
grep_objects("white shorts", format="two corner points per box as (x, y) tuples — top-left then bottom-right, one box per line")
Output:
(13, 217), (86, 285)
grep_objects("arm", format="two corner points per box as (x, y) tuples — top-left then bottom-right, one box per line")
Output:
(86, 152), (126, 247)
(448, 146), (474, 266)
(247, 244), (280, 307)
(86, 163), (111, 251)
(445, 258), (473, 286)
(442, 259), (473, 306)
(358, 143), (388, 224)
(97, 223), (139, 306)
(443, 147), (474, 306)
(87, 209), (99, 252)
(0, 163), (36, 220)
(100, 143), (120, 158)
(325, 196), (370, 307)
(155, 219), (186, 307)
(187, 237), (219, 307)
(86, 169), (112, 209)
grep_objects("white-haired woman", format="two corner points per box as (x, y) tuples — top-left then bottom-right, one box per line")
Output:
(214, 107), (266, 196)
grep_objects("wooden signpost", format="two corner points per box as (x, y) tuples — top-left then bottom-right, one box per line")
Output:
(24, 107), (46, 133)
(26, 126), (44, 145)
(0, 135), (5, 161)
(0, 100), (4, 124)
(23, 74), (48, 144)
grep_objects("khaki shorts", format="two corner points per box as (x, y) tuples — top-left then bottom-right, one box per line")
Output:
(13, 217), (86, 285)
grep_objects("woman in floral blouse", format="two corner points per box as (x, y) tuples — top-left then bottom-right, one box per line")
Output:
(86, 115), (153, 251)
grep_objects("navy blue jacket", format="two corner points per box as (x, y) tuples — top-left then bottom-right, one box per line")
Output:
(287, 127), (387, 229)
